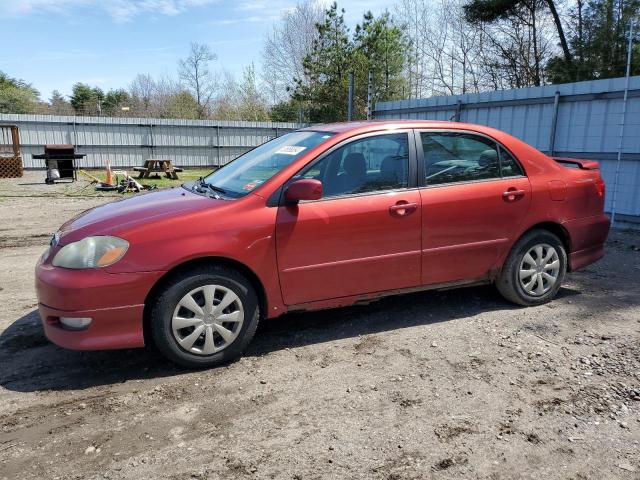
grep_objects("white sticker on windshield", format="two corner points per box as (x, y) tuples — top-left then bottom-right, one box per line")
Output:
(276, 145), (306, 155)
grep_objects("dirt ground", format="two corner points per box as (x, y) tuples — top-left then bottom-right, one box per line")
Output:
(1, 171), (639, 480)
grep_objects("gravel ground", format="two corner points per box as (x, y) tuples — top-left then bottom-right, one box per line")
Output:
(1, 172), (639, 479)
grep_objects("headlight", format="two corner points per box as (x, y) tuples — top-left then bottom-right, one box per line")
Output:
(52, 236), (129, 269)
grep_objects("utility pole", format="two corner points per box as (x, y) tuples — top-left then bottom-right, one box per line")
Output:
(347, 73), (354, 121)
(610, 20), (635, 228)
(367, 71), (373, 120)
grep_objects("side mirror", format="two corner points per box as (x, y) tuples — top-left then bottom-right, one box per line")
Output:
(284, 179), (323, 203)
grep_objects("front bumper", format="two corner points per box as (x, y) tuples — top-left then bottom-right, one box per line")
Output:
(39, 303), (145, 350)
(36, 262), (164, 350)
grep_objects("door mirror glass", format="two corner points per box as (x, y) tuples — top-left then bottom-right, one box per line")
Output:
(284, 179), (323, 202)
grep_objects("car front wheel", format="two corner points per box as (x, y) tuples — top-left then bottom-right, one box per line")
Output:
(496, 229), (567, 306)
(149, 265), (259, 368)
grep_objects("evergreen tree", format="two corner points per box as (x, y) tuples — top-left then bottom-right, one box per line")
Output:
(353, 11), (410, 109)
(270, 99), (305, 122)
(70, 83), (105, 115)
(102, 89), (131, 116)
(292, 3), (410, 122)
(0, 71), (39, 114)
(292, 2), (352, 122)
(547, 0), (639, 82)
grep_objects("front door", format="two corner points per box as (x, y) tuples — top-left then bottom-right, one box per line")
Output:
(276, 132), (422, 305)
(417, 130), (532, 285)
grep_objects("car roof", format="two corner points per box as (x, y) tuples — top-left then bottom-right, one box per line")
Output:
(302, 120), (491, 135)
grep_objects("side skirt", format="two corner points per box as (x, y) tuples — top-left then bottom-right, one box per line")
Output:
(284, 277), (492, 314)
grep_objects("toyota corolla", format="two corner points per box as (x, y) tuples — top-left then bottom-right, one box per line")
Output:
(36, 121), (610, 368)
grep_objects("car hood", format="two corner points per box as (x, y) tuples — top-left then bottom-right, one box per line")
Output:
(57, 186), (223, 244)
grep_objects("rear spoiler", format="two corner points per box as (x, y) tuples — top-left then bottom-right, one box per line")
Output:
(552, 157), (600, 170)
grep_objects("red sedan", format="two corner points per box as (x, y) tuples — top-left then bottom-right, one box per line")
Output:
(36, 121), (610, 367)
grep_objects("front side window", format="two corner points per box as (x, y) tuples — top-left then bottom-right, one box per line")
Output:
(297, 133), (409, 198)
(202, 130), (334, 197)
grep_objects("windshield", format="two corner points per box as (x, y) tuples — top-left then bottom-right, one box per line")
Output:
(202, 131), (334, 197)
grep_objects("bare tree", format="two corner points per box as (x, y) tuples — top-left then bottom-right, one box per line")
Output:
(476, 0), (556, 89)
(127, 71), (201, 119)
(261, 0), (324, 103)
(398, 0), (488, 96)
(395, 0), (433, 97)
(396, 0), (558, 97)
(178, 42), (218, 118)
(212, 65), (270, 121)
(129, 74), (157, 115)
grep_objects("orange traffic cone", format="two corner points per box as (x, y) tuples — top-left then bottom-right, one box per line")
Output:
(105, 160), (113, 185)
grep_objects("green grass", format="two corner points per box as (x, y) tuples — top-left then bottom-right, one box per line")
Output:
(83, 167), (216, 189)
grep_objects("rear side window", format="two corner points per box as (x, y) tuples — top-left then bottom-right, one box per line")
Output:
(420, 132), (524, 185)
(499, 146), (524, 177)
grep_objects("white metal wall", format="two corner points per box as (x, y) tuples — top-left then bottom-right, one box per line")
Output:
(0, 114), (304, 169)
(374, 76), (640, 220)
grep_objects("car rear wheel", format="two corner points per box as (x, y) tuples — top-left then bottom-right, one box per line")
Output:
(149, 265), (259, 368)
(496, 229), (567, 306)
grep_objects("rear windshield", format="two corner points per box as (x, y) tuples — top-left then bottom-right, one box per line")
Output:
(202, 131), (334, 197)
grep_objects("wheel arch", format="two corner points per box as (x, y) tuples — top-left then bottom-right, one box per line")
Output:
(142, 256), (268, 346)
(517, 221), (572, 270)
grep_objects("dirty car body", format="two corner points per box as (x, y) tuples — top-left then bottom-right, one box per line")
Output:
(35, 121), (610, 367)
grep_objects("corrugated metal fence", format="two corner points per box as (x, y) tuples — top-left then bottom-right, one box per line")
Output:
(0, 114), (304, 169)
(374, 76), (640, 222)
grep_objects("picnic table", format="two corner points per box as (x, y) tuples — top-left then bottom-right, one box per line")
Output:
(133, 159), (183, 180)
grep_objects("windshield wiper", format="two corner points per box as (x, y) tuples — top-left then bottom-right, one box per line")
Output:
(204, 183), (228, 195)
(194, 177), (228, 199)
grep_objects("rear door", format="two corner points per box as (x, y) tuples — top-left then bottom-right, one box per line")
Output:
(275, 131), (422, 305)
(417, 130), (531, 285)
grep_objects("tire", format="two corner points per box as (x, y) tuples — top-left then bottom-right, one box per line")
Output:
(496, 229), (567, 306)
(149, 265), (259, 368)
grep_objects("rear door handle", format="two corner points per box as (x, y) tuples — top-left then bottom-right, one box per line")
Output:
(502, 189), (526, 202)
(389, 201), (418, 216)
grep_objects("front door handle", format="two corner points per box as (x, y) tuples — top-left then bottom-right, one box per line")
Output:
(389, 201), (418, 216)
(502, 188), (526, 202)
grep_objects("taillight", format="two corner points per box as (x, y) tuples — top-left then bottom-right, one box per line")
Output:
(594, 177), (605, 197)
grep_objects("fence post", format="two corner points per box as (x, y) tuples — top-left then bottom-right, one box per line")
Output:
(367, 71), (373, 120)
(549, 91), (560, 156)
(610, 20), (635, 228)
(11, 125), (20, 156)
(347, 73), (354, 121)
(454, 100), (462, 122)
(216, 125), (221, 167)
(148, 123), (154, 160)
(72, 117), (78, 149)
(72, 117), (81, 167)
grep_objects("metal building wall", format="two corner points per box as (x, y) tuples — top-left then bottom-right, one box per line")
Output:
(374, 76), (640, 221)
(0, 114), (304, 170)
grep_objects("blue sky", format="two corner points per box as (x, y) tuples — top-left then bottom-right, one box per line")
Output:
(0, 0), (392, 100)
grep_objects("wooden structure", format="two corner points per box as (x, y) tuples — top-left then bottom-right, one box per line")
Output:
(0, 125), (23, 178)
(133, 159), (183, 180)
